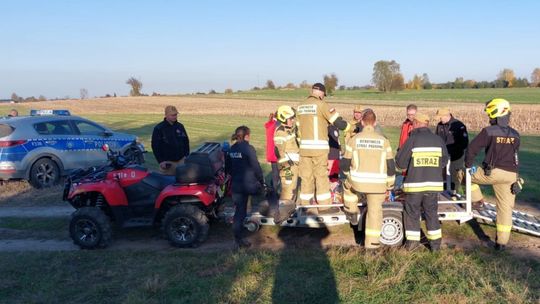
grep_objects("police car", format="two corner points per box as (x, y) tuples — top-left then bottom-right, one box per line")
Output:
(0, 110), (144, 188)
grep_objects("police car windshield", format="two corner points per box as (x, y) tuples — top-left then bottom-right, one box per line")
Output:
(0, 124), (14, 137)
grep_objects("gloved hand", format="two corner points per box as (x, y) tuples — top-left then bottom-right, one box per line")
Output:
(469, 166), (477, 175)
(511, 178), (524, 195)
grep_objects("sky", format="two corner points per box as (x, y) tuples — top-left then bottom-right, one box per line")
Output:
(1, 0), (539, 99)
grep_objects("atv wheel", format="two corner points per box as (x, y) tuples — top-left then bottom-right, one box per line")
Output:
(163, 204), (209, 248)
(29, 158), (60, 189)
(70, 207), (112, 249)
(380, 210), (404, 247)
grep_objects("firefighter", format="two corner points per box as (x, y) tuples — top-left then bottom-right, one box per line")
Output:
(344, 105), (364, 146)
(395, 112), (449, 252)
(273, 105), (299, 201)
(465, 98), (521, 251)
(435, 108), (468, 196)
(297, 83), (351, 213)
(341, 110), (396, 249)
(225, 126), (265, 248)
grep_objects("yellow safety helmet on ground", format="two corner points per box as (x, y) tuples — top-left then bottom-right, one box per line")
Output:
(276, 105), (295, 123)
(485, 98), (511, 119)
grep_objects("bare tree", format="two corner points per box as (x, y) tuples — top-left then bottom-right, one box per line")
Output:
(531, 68), (540, 87)
(126, 77), (143, 96)
(265, 80), (276, 90)
(372, 60), (401, 92)
(323, 73), (338, 95)
(80, 88), (88, 100)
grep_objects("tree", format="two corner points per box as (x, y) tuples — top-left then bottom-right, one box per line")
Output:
(372, 60), (401, 92)
(323, 73), (338, 95)
(225, 88), (233, 94)
(422, 73), (432, 89)
(285, 82), (296, 89)
(265, 80), (276, 90)
(80, 88), (88, 100)
(531, 68), (540, 87)
(126, 77), (143, 96)
(299, 80), (311, 89)
(497, 68), (516, 88)
(391, 73), (405, 91)
(513, 78), (529, 88)
(408, 74), (423, 90)
(10, 93), (21, 103)
(38, 95), (47, 101)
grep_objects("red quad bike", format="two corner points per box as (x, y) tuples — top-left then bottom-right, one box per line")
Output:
(64, 142), (229, 249)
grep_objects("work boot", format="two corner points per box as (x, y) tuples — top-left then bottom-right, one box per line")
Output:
(494, 243), (506, 251)
(234, 238), (251, 249)
(403, 240), (421, 251)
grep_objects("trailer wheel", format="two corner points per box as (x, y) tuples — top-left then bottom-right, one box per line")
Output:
(380, 209), (404, 246)
(163, 204), (209, 248)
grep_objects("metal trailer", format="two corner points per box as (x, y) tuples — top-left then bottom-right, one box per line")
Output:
(244, 168), (540, 245)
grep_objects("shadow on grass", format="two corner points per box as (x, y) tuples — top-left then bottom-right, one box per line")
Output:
(271, 227), (339, 303)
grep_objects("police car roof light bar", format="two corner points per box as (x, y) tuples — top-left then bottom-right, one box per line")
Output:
(30, 109), (71, 116)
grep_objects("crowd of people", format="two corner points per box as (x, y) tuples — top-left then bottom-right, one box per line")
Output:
(151, 86), (522, 251)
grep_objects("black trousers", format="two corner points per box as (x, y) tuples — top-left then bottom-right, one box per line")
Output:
(404, 193), (442, 246)
(232, 192), (251, 241)
(271, 162), (280, 191)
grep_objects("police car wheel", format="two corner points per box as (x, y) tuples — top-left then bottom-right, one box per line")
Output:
(70, 207), (112, 249)
(29, 158), (60, 189)
(380, 210), (404, 247)
(163, 204), (209, 248)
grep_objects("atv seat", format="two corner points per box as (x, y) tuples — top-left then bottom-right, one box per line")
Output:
(143, 172), (176, 190)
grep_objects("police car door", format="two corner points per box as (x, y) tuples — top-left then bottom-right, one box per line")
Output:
(71, 119), (116, 167)
(34, 120), (86, 170)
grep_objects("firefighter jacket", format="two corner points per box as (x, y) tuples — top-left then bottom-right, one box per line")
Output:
(151, 119), (190, 163)
(297, 95), (350, 156)
(435, 117), (468, 161)
(343, 126), (396, 193)
(465, 124), (520, 173)
(273, 125), (299, 168)
(225, 141), (264, 195)
(395, 127), (449, 193)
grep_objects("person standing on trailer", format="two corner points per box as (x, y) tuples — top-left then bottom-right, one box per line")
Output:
(341, 110), (396, 250)
(395, 112), (449, 252)
(465, 98), (521, 251)
(296, 83), (351, 214)
(273, 105), (300, 201)
(435, 108), (469, 195)
(226, 126), (265, 249)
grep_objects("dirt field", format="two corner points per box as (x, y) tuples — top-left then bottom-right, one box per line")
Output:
(11, 96), (540, 134)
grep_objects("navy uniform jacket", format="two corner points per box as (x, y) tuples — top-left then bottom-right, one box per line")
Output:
(226, 141), (264, 194)
(151, 119), (190, 163)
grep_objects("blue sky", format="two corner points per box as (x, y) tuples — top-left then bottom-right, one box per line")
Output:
(1, 0), (539, 98)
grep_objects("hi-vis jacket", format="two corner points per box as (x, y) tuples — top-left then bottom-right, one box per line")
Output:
(343, 126), (396, 193)
(297, 96), (350, 156)
(273, 125), (299, 167)
(395, 127), (449, 193)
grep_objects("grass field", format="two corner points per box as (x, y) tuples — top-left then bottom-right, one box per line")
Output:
(1, 98), (539, 303)
(195, 87), (540, 105)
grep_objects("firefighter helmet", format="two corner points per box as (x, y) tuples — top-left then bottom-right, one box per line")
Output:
(485, 98), (511, 119)
(276, 105), (295, 123)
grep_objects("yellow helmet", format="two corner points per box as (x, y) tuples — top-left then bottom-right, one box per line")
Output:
(485, 98), (511, 119)
(276, 105), (295, 123)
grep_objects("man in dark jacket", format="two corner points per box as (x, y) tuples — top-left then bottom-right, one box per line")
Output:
(151, 105), (190, 175)
(396, 112), (449, 252)
(435, 108), (468, 195)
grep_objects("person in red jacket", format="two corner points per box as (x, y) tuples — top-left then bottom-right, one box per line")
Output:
(398, 104), (417, 149)
(265, 112), (280, 191)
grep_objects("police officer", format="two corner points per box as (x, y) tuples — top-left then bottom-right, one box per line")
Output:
(297, 83), (351, 213)
(465, 98), (521, 251)
(396, 112), (449, 252)
(435, 108), (468, 195)
(226, 126), (264, 248)
(273, 105), (299, 201)
(341, 110), (395, 249)
(151, 105), (190, 175)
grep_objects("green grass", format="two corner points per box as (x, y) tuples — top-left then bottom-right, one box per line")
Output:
(192, 87), (540, 105)
(0, 247), (537, 303)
